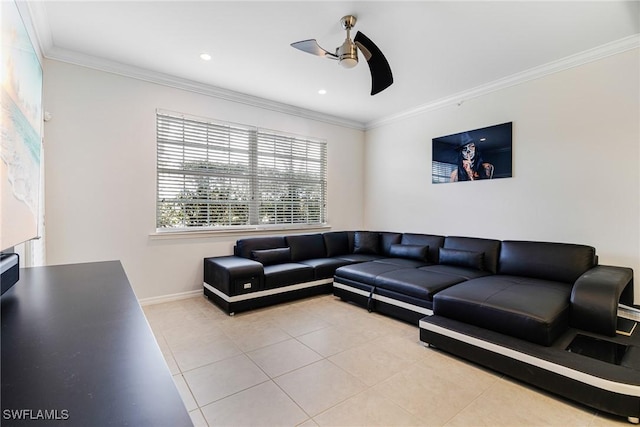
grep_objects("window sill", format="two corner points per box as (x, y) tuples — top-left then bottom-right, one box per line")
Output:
(149, 224), (332, 240)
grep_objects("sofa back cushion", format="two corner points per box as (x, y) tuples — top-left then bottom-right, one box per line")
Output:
(286, 234), (327, 261)
(354, 231), (381, 254)
(353, 231), (403, 255)
(251, 248), (291, 265)
(235, 236), (287, 259)
(401, 233), (445, 263)
(444, 236), (501, 273)
(498, 240), (596, 284)
(439, 248), (484, 270)
(389, 244), (429, 262)
(323, 232), (350, 257)
(380, 232), (402, 255)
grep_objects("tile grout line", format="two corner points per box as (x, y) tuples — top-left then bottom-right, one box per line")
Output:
(148, 294), (618, 426)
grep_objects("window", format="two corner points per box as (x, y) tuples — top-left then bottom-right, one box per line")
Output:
(431, 161), (455, 183)
(156, 110), (327, 231)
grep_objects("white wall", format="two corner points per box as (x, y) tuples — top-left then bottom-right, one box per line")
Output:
(364, 48), (640, 301)
(43, 60), (365, 300)
(43, 49), (640, 303)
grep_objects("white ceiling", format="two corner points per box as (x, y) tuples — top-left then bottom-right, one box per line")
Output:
(27, 1), (639, 127)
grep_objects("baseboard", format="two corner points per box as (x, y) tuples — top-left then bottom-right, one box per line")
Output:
(138, 289), (202, 306)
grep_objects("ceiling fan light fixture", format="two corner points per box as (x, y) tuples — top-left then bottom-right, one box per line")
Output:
(340, 56), (358, 69)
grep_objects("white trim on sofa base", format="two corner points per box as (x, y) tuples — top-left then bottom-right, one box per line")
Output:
(203, 278), (333, 303)
(419, 319), (640, 398)
(333, 281), (434, 316)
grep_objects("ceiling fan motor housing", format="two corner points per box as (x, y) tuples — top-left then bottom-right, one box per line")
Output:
(338, 15), (359, 68)
(337, 39), (358, 68)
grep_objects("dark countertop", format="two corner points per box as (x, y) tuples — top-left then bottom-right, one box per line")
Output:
(1, 261), (193, 426)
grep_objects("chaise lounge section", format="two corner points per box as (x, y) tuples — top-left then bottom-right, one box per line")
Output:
(418, 240), (638, 423)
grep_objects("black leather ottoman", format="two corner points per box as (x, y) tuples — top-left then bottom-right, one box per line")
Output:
(374, 269), (465, 301)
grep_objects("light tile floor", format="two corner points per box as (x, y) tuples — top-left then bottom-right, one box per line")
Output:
(143, 294), (629, 426)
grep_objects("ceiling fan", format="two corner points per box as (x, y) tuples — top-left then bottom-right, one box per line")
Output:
(291, 15), (393, 96)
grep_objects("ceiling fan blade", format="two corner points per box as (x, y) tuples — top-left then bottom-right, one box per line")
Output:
(354, 31), (393, 95)
(291, 39), (338, 59)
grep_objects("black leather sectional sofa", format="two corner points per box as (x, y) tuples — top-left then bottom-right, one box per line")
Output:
(203, 230), (639, 423)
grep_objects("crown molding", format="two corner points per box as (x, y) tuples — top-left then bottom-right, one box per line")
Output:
(41, 34), (637, 133)
(365, 34), (640, 130)
(15, 1), (46, 64)
(24, 1), (52, 57)
(26, 0), (364, 132)
(25, 0), (637, 134)
(42, 46), (366, 131)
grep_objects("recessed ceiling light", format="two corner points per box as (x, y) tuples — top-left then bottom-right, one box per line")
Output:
(480, 138), (486, 141)
(318, 89), (327, 95)
(200, 53), (212, 61)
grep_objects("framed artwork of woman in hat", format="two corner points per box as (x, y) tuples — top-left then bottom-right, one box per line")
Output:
(450, 134), (494, 182)
(431, 122), (512, 184)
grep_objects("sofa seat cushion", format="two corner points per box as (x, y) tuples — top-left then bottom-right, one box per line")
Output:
(375, 269), (466, 301)
(263, 263), (314, 289)
(433, 275), (572, 346)
(334, 262), (403, 285)
(300, 258), (352, 280)
(336, 253), (386, 263)
(419, 265), (491, 281)
(373, 258), (429, 268)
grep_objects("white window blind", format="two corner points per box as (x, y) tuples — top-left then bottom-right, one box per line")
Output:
(432, 161), (456, 183)
(156, 110), (327, 230)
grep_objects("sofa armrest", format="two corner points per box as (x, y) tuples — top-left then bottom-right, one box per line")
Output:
(570, 265), (633, 336)
(204, 256), (264, 296)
